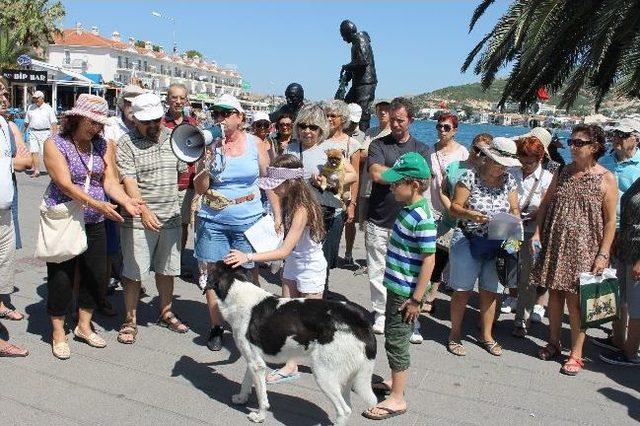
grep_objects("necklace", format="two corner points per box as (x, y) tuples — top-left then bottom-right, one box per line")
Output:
(72, 138), (94, 178)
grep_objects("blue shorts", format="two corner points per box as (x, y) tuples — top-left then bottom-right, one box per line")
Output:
(194, 216), (257, 268)
(448, 229), (503, 294)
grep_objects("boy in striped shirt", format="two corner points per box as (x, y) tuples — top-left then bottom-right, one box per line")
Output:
(363, 152), (436, 420)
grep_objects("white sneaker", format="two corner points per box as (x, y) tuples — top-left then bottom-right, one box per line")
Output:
(410, 323), (423, 344)
(531, 304), (546, 323)
(372, 315), (385, 335)
(500, 296), (518, 314)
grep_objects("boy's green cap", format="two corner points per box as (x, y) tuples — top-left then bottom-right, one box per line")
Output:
(381, 152), (431, 183)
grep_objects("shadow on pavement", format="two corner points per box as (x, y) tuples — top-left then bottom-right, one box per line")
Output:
(171, 355), (330, 425)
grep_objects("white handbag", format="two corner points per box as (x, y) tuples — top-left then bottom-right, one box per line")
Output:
(34, 142), (94, 263)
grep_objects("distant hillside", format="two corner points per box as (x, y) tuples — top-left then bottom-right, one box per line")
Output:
(411, 79), (597, 114)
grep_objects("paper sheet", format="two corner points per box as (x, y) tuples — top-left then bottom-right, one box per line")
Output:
(488, 212), (523, 240)
(244, 215), (283, 253)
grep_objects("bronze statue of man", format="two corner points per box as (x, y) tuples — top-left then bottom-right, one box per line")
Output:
(269, 82), (305, 122)
(336, 19), (377, 131)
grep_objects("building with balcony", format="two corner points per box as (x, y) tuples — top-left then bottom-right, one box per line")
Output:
(43, 23), (242, 109)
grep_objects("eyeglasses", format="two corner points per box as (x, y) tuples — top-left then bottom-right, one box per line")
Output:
(212, 109), (237, 118)
(436, 123), (452, 132)
(567, 138), (593, 148)
(297, 123), (320, 131)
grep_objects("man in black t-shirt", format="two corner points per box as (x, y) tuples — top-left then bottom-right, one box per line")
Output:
(366, 97), (431, 334)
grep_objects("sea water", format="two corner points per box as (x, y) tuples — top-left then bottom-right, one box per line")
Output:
(377, 119), (573, 163)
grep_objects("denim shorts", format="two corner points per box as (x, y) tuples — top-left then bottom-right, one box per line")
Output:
(194, 216), (257, 268)
(448, 229), (503, 294)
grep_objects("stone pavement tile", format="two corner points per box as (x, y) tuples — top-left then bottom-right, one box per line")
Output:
(0, 395), (84, 425)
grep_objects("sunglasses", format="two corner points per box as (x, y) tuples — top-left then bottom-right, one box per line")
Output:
(212, 109), (237, 118)
(472, 145), (483, 155)
(253, 122), (270, 129)
(277, 122), (292, 128)
(567, 138), (593, 148)
(436, 123), (452, 132)
(297, 123), (320, 131)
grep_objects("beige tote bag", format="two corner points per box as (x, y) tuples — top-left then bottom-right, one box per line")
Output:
(35, 142), (94, 263)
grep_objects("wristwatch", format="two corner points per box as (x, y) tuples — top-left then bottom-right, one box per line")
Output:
(246, 253), (254, 262)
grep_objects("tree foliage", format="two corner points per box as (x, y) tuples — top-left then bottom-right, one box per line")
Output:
(0, 0), (65, 51)
(0, 28), (31, 69)
(185, 50), (204, 59)
(462, 0), (640, 111)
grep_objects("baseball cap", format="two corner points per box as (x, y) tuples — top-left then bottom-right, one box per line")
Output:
(381, 152), (431, 183)
(32, 91), (44, 99)
(117, 84), (147, 109)
(214, 94), (245, 114)
(478, 137), (522, 167)
(132, 93), (164, 121)
(605, 118), (640, 134)
(253, 111), (270, 123)
(348, 103), (362, 123)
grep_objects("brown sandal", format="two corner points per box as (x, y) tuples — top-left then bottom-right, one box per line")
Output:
(157, 312), (189, 334)
(538, 342), (562, 360)
(117, 322), (138, 344)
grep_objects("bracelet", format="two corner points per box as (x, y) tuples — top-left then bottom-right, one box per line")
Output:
(596, 252), (609, 260)
(410, 296), (423, 306)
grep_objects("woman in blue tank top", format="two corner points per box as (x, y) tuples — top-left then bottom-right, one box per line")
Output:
(193, 95), (279, 351)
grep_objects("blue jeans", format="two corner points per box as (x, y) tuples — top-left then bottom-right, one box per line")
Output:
(194, 216), (257, 268)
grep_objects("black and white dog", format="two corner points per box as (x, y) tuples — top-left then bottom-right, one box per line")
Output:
(206, 261), (377, 425)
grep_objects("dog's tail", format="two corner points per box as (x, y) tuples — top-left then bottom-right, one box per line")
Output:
(351, 360), (377, 407)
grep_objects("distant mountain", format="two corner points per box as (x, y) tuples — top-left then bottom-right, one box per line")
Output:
(411, 79), (598, 114)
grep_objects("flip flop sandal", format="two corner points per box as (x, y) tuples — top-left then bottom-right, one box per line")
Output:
(479, 340), (503, 356)
(0, 343), (29, 357)
(266, 369), (301, 385)
(362, 406), (407, 420)
(117, 322), (138, 344)
(157, 312), (189, 334)
(447, 340), (466, 356)
(561, 355), (584, 376)
(371, 382), (392, 396)
(0, 309), (24, 321)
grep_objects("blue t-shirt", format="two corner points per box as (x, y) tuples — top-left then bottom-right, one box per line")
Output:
(599, 149), (640, 225)
(198, 133), (264, 225)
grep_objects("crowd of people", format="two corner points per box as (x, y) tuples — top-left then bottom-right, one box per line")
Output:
(1, 75), (639, 419)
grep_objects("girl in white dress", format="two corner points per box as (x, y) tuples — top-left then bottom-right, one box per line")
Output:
(225, 154), (327, 384)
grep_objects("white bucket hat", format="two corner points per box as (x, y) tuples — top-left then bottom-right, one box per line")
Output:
(132, 93), (164, 121)
(479, 137), (522, 167)
(605, 118), (640, 134)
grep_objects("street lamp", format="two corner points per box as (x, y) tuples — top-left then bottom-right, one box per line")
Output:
(151, 11), (177, 54)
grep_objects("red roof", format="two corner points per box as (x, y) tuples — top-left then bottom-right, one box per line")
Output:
(53, 29), (128, 49)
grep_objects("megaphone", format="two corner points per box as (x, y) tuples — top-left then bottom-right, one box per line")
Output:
(170, 123), (225, 163)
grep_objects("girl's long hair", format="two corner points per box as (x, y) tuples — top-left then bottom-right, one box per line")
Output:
(271, 154), (326, 243)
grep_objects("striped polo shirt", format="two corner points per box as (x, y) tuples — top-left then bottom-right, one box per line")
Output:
(383, 198), (437, 298)
(116, 127), (186, 229)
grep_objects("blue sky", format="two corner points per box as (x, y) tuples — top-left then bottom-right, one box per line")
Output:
(59, 1), (510, 100)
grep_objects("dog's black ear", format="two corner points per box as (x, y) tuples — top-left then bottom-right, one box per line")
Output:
(206, 261), (249, 301)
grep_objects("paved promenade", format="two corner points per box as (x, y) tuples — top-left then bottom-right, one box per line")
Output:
(1, 173), (638, 425)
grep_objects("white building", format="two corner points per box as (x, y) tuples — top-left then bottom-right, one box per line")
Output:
(46, 23), (242, 107)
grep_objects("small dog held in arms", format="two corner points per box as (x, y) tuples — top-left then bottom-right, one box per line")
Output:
(206, 261), (377, 425)
(318, 148), (348, 203)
